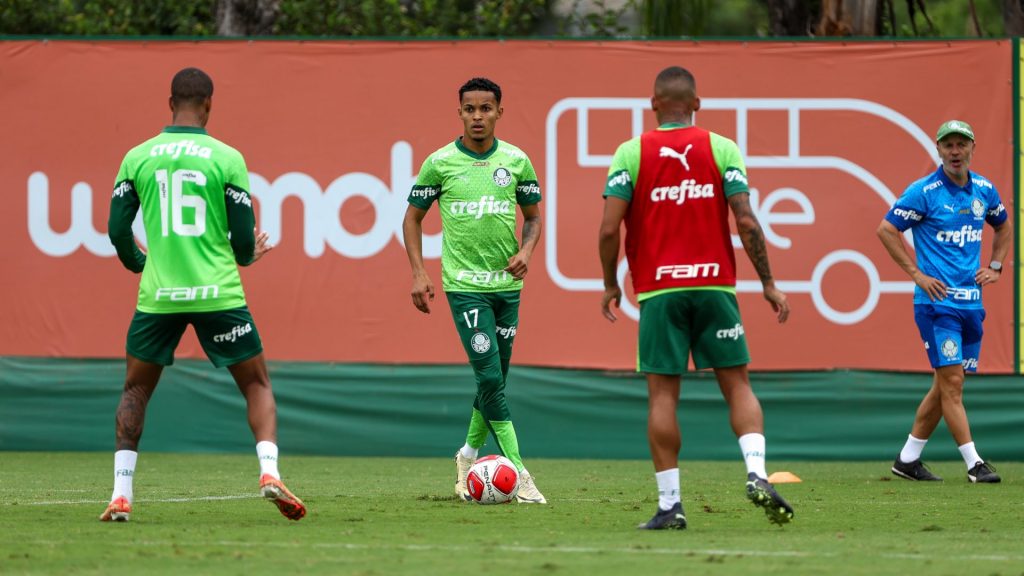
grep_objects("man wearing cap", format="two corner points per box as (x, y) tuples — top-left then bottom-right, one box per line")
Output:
(877, 120), (1010, 483)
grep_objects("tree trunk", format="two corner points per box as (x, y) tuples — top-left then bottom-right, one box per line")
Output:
(817, 0), (880, 35)
(1005, 0), (1024, 35)
(764, 0), (813, 36)
(216, 0), (281, 37)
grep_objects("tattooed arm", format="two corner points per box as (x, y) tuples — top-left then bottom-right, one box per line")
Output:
(505, 203), (542, 280)
(728, 192), (789, 323)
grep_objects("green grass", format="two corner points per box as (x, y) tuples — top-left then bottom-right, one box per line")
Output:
(1, 453), (1022, 575)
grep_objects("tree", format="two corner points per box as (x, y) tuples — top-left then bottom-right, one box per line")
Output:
(764, 0), (816, 35)
(216, 0), (281, 36)
(1004, 0), (1024, 34)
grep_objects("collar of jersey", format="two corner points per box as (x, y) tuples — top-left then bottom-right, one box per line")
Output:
(162, 126), (208, 135)
(658, 122), (693, 130)
(934, 165), (973, 194)
(455, 137), (499, 159)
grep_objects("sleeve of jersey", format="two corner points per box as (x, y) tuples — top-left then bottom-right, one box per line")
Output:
(107, 166), (146, 273)
(603, 139), (639, 201)
(710, 133), (750, 197)
(226, 183), (256, 266)
(225, 153), (256, 266)
(408, 156), (441, 210)
(515, 157), (542, 206)
(884, 186), (927, 232)
(985, 186), (1008, 227)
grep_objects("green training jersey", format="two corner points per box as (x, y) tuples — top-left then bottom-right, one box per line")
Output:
(408, 138), (541, 293)
(111, 126), (254, 313)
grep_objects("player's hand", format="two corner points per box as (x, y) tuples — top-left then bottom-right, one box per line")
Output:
(912, 270), (947, 301)
(763, 285), (789, 323)
(411, 273), (435, 314)
(601, 285), (622, 322)
(504, 252), (530, 280)
(250, 228), (274, 264)
(975, 267), (1001, 286)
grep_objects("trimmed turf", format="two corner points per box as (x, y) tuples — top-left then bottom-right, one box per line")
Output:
(1, 453), (1022, 575)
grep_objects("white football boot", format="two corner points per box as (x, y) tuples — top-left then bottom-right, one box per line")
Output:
(454, 451), (476, 502)
(516, 470), (547, 504)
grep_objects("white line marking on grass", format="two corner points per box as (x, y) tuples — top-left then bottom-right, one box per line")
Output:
(882, 552), (1024, 562)
(13, 494), (256, 506)
(19, 540), (1024, 563)
(20, 540), (822, 558)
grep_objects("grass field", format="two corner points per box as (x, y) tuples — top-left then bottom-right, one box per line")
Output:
(1, 453), (1022, 575)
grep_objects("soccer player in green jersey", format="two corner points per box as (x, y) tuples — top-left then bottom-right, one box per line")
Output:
(599, 67), (792, 529)
(403, 77), (546, 504)
(101, 68), (305, 522)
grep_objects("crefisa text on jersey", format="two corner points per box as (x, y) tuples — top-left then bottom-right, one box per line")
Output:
(149, 140), (213, 160)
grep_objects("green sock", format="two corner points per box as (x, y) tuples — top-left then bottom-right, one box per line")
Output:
(488, 420), (524, 471)
(465, 408), (488, 449)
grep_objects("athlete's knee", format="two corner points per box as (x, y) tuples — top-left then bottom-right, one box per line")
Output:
(936, 371), (965, 400)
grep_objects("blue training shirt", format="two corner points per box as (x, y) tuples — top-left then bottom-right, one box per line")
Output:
(884, 166), (1007, 309)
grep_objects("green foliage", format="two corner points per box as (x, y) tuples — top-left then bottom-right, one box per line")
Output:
(276, 0), (547, 37)
(0, 0), (213, 35)
(642, 0), (707, 37)
(0, 0), (1008, 38)
(640, 0), (769, 37)
(0, 0), (548, 37)
(558, 0), (633, 37)
(925, 0), (1004, 36)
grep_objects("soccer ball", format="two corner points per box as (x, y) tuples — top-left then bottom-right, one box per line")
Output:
(466, 454), (519, 504)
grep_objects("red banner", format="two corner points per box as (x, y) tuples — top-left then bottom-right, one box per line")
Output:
(0, 40), (1013, 371)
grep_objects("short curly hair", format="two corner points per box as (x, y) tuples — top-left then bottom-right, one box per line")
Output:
(458, 77), (502, 104)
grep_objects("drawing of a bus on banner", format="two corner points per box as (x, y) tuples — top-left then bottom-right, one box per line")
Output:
(545, 97), (937, 325)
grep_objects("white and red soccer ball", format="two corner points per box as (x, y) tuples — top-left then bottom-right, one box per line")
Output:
(466, 455), (520, 504)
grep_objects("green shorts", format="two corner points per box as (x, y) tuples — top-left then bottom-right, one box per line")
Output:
(638, 289), (750, 374)
(125, 306), (263, 368)
(446, 291), (520, 361)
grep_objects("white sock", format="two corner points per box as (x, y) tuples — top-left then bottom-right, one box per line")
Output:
(655, 468), (680, 511)
(111, 450), (138, 503)
(899, 435), (928, 463)
(256, 441), (280, 480)
(738, 433), (768, 479)
(958, 442), (982, 469)
(460, 444), (479, 459)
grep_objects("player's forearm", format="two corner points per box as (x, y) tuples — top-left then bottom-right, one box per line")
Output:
(402, 214), (428, 275)
(107, 192), (145, 273)
(109, 233), (146, 273)
(736, 221), (774, 286)
(598, 227), (620, 287)
(990, 222), (1012, 265)
(225, 189), (256, 265)
(519, 215), (542, 258)
(728, 194), (774, 286)
(877, 221), (919, 278)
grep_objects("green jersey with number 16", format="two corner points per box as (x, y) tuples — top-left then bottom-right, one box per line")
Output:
(111, 126), (254, 313)
(408, 138), (542, 293)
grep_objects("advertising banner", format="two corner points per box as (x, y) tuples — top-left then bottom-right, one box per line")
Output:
(0, 40), (1014, 371)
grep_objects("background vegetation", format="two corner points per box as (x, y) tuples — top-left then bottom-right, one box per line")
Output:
(0, 0), (1014, 38)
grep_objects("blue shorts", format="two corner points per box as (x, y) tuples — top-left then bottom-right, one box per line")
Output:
(913, 304), (984, 372)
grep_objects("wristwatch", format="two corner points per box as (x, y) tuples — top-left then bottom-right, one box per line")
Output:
(989, 261), (1003, 272)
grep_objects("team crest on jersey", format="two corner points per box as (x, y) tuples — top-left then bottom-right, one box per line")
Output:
(470, 332), (492, 353)
(971, 198), (985, 219)
(940, 338), (958, 359)
(493, 167), (512, 187)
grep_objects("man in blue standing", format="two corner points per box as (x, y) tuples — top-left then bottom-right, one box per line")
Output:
(877, 120), (1010, 483)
